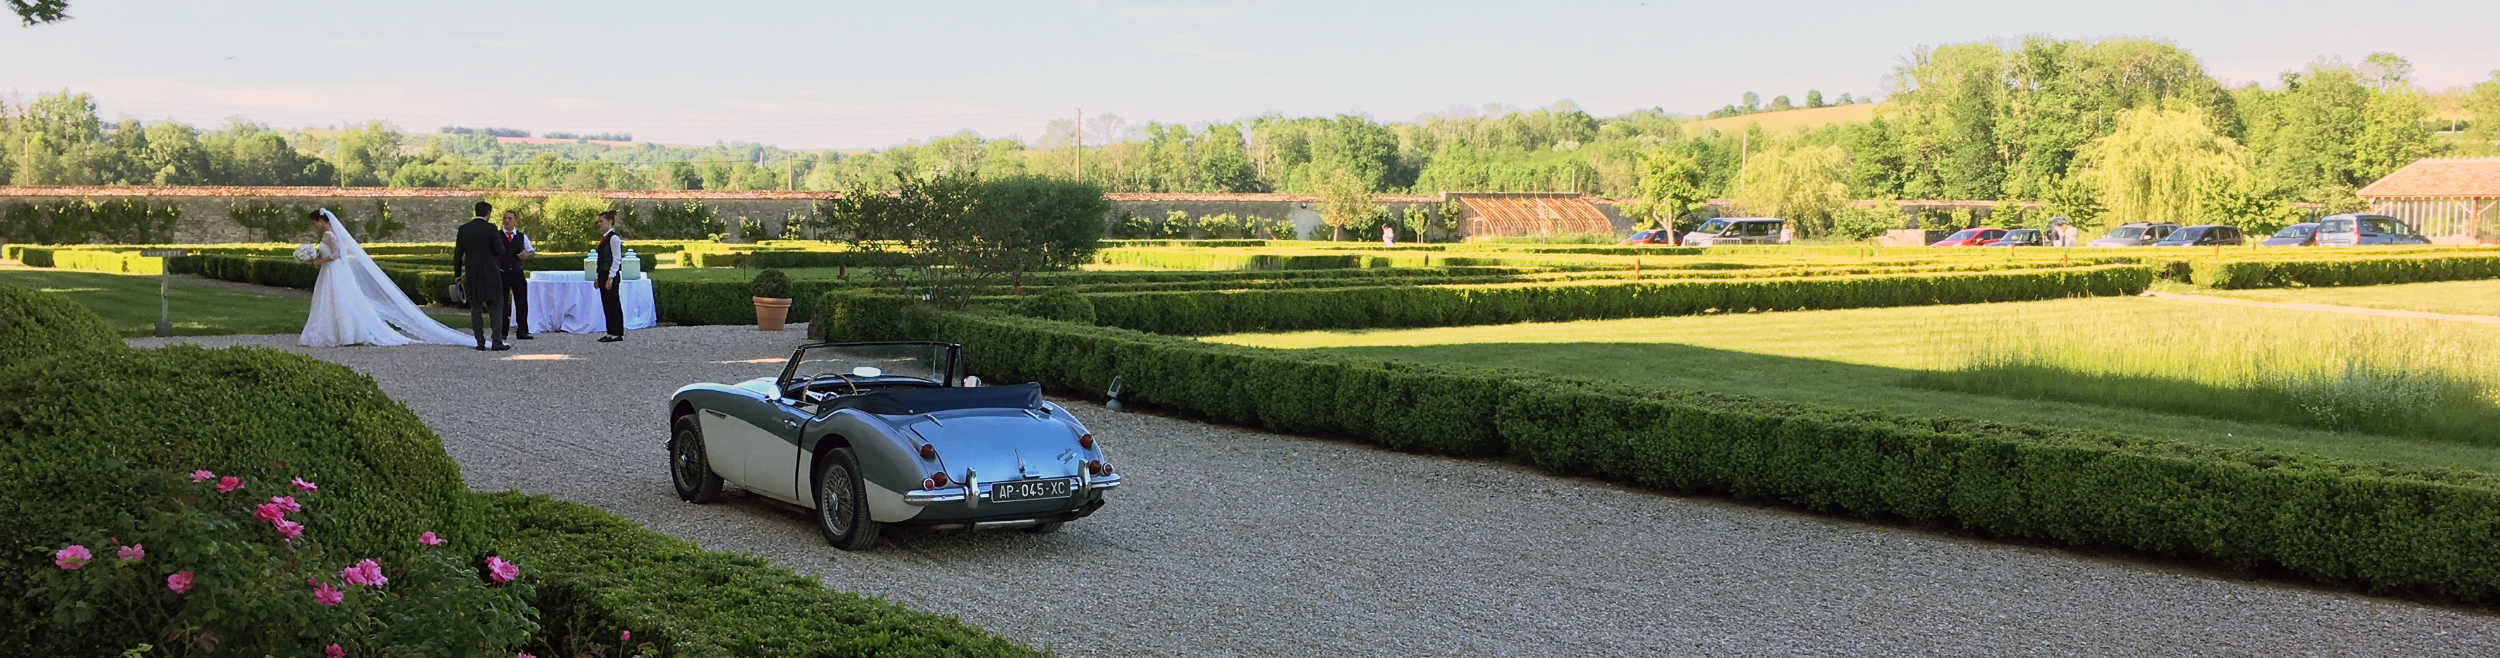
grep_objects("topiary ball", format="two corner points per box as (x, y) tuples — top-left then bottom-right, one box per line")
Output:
(0, 345), (485, 653)
(0, 283), (126, 364)
(750, 268), (792, 299)
(1016, 287), (1096, 325)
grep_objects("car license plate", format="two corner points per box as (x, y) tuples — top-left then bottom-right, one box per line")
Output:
(991, 478), (1075, 503)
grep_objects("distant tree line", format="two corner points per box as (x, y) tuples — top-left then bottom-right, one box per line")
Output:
(1704, 90), (1865, 119)
(8, 36), (2497, 239)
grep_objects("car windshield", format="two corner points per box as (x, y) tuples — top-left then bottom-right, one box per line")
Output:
(2157, 228), (2202, 242)
(1694, 219), (1731, 234)
(2007, 229), (2038, 239)
(2274, 225), (2316, 238)
(783, 342), (956, 391)
(2106, 227), (2147, 239)
(2318, 218), (2354, 232)
(1945, 229), (1981, 241)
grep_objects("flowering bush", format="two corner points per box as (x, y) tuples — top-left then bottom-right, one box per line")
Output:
(35, 469), (538, 657)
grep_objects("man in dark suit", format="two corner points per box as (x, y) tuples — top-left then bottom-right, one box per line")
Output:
(594, 210), (626, 343)
(451, 200), (510, 351)
(496, 210), (536, 340)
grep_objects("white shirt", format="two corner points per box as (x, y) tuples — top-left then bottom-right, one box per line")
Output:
(601, 233), (623, 280)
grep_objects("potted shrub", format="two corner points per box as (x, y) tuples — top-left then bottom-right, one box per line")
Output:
(751, 268), (793, 331)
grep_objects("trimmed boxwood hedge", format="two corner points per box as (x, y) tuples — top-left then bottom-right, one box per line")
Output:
(2191, 253), (2500, 289)
(483, 492), (1049, 658)
(0, 344), (488, 654)
(1075, 265), (2155, 335)
(0, 283), (125, 365)
(816, 291), (2500, 600)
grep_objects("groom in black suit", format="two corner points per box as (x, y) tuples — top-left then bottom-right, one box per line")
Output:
(452, 200), (510, 351)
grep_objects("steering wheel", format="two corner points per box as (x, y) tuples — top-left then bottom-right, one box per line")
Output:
(795, 372), (860, 404)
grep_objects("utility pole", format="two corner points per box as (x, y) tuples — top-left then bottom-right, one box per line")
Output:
(1075, 108), (1084, 182)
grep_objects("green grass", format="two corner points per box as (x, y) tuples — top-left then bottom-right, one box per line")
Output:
(0, 268), (472, 337)
(1206, 296), (2500, 472)
(2171, 278), (2500, 317)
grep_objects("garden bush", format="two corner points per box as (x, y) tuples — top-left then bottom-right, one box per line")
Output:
(750, 268), (791, 299)
(1079, 265), (2155, 335)
(481, 492), (1049, 658)
(2192, 253), (2500, 289)
(1015, 286), (1096, 325)
(0, 344), (486, 654)
(0, 283), (125, 364)
(815, 291), (2500, 600)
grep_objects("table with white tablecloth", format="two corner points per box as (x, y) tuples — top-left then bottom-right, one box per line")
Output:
(523, 271), (656, 334)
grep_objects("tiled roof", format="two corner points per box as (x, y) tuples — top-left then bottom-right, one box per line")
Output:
(1449, 193), (1614, 236)
(2358, 158), (2500, 200)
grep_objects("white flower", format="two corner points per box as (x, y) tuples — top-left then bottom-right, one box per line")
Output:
(293, 244), (322, 262)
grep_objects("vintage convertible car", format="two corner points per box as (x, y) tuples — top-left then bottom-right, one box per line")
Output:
(665, 341), (1120, 550)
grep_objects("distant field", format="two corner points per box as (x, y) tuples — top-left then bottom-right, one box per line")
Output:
(1207, 296), (2500, 472)
(1681, 103), (1877, 136)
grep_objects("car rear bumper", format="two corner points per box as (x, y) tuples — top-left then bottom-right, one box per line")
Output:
(904, 472), (1123, 506)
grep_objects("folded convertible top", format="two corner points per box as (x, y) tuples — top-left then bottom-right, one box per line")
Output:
(824, 382), (1043, 416)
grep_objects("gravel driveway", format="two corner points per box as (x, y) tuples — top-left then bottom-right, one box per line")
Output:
(135, 327), (2500, 657)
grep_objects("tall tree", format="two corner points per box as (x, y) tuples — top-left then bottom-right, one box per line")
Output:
(1732, 145), (1850, 237)
(1627, 152), (1707, 229)
(2076, 105), (2252, 227)
(333, 120), (406, 186)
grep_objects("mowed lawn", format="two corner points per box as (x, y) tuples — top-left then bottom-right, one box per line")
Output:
(2178, 279), (2500, 318)
(1207, 296), (2500, 473)
(0, 268), (471, 337)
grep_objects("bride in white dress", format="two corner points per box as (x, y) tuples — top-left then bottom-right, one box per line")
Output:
(300, 209), (475, 347)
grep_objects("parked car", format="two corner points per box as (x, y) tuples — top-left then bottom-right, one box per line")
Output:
(2152, 225), (2246, 247)
(1679, 218), (1787, 246)
(1620, 229), (1676, 245)
(2087, 222), (2179, 247)
(1981, 228), (2049, 247)
(2261, 223), (2321, 247)
(1930, 228), (2009, 247)
(2314, 214), (2431, 247)
(666, 341), (1120, 550)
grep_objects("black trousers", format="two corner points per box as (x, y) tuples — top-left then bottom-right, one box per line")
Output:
(499, 268), (530, 335)
(464, 270), (506, 345)
(601, 282), (625, 338)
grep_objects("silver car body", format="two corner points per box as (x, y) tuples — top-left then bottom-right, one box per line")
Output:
(2314, 214), (2431, 247)
(2087, 223), (2179, 248)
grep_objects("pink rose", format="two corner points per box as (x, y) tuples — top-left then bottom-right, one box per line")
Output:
(275, 519), (305, 539)
(325, 644), (344, 658)
(254, 502), (288, 524)
(484, 556), (519, 583)
(621, 630), (630, 641)
(310, 579), (343, 607)
(166, 570), (194, 594)
(293, 477), (319, 493)
(117, 544), (145, 562)
(271, 495), (302, 514)
(418, 531), (444, 547)
(342, 559), (388, 588)
(215, 476), (243, 493)
(190, 470), (214, 483)
(54, 545), (91, 570)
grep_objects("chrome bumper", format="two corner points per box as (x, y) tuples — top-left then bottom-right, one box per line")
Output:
(904, 472), (1123, 506)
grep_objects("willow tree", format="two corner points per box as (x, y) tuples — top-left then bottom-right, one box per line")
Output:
(2076, 105), (2253, 227)
(1732, 145), (1849, 238)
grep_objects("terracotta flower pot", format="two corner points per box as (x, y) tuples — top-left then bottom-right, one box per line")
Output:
(753, 296), (792, 332)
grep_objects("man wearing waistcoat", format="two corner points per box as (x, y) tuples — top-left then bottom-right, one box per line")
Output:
(595, 210), (626, 343)
(498, 210), (537, 339)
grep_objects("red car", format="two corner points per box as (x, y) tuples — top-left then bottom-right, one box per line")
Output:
(1620, 229), (1676, 245)
(1930, 228), (2008, 247)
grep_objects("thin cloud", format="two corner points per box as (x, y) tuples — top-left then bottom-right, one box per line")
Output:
(1171, 34), (1264, 63)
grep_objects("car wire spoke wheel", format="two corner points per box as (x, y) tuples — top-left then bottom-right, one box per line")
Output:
(670, 415), (724, 503)
(817, 447), (880, 550)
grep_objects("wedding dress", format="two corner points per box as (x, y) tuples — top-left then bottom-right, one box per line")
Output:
(300, 210), (475, 347)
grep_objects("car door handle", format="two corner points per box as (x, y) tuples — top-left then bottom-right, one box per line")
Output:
(781, 419), (800, 429)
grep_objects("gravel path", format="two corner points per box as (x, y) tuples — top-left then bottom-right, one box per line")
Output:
(134, 328), (2500, 657)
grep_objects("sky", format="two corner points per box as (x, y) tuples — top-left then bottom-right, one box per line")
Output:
(6, 0), (2498, 150)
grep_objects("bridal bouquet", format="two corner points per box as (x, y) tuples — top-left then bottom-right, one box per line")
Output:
(293, 244), (323, 262)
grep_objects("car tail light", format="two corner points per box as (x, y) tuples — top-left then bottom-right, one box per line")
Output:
(929, 471), (950, 487)
(918, 443), (938, 460)
(1086, 460), (1104, 475)
(922, 477), (936, 490)
(1078, 433), (1094, 449)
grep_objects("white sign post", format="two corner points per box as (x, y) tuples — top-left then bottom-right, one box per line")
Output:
(140, 250), (187, 337)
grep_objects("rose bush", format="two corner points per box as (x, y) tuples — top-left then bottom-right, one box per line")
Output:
(35, 469), (538, 657)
